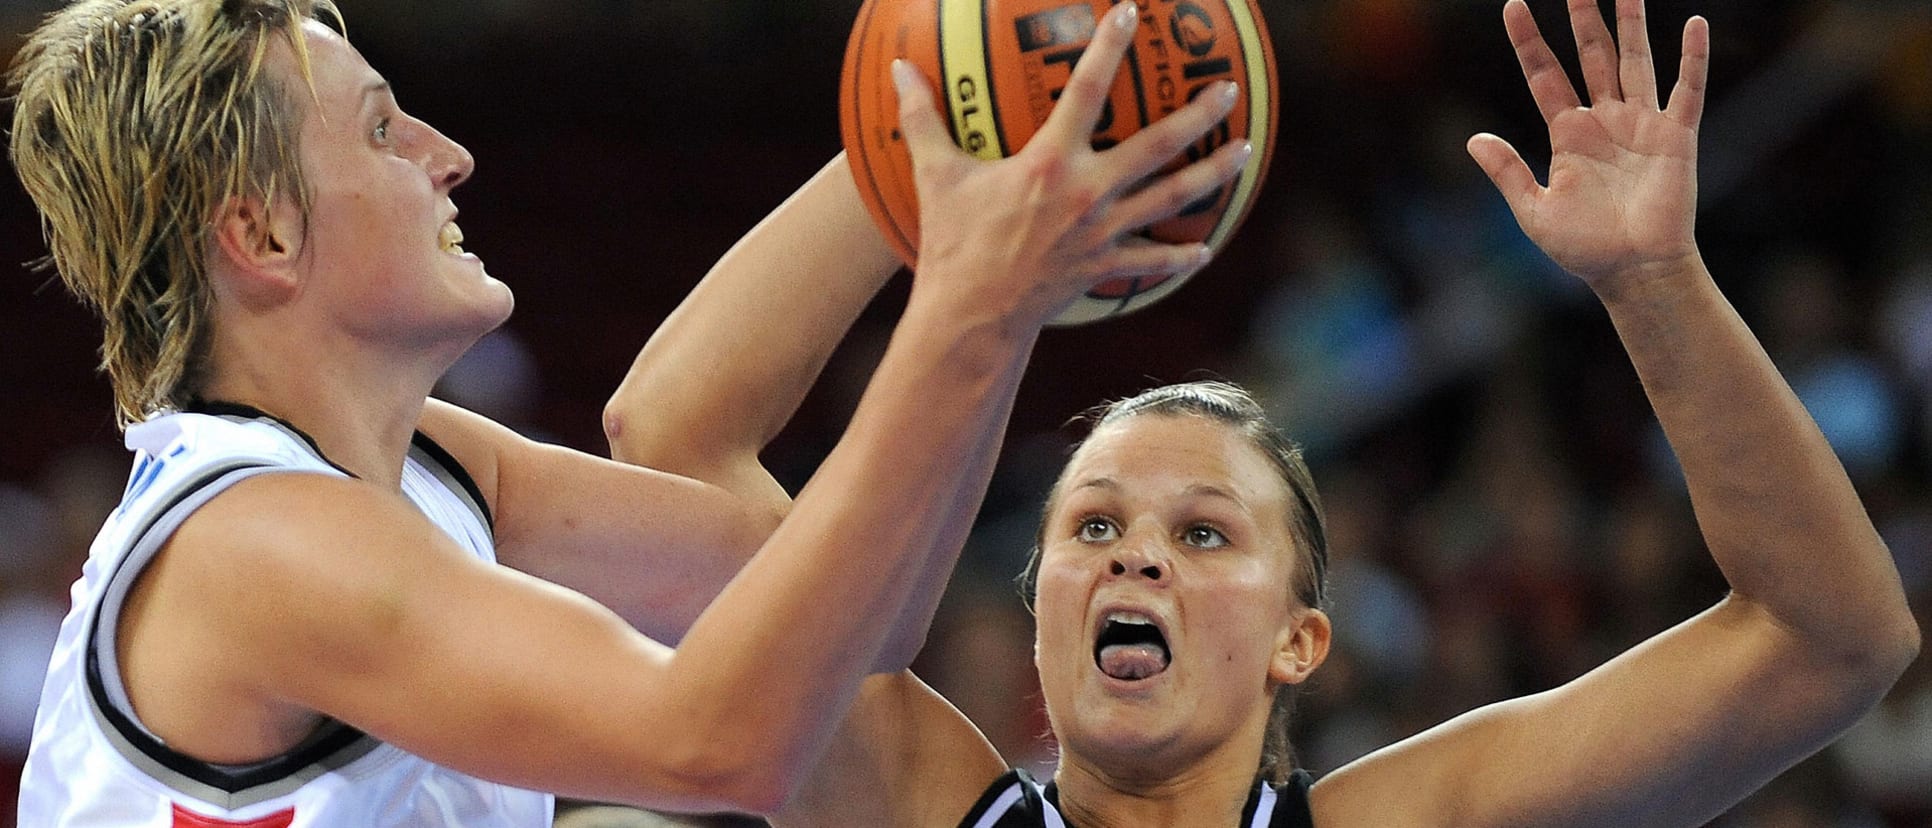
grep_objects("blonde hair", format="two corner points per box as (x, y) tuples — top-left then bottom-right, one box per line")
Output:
(9, 0), (341, 426)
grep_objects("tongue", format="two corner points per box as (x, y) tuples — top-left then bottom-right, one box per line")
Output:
(1098, 643), (1169, 680)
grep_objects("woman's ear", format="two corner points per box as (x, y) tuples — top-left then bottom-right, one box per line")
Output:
(209, 194), (304, 299)
(1269, 608), (1330, 686)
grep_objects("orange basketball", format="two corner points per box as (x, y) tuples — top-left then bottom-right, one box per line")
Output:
(840, 0), (1279, 325)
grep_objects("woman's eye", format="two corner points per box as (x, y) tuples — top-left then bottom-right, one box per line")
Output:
(1077, 518), (1118, 543)
(373, 118), (391, 143)
(1183, 525), (1228, 548)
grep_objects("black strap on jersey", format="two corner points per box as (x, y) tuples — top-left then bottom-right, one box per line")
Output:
(961, 767), (1317, 827)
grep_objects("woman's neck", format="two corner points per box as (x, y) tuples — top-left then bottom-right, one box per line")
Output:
(198, 355), (435, 489)
(201, 316), (454, 488)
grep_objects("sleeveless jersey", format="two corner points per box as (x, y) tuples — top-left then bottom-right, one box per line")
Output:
(18, 405), (554, 827)
(957, 768), (1315, 828)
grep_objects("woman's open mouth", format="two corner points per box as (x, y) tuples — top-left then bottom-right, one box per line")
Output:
(1094, 610), (1171, 681)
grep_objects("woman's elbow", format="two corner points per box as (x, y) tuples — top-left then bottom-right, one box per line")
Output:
(638, 735), (804, 815)
(1833, 602), (1922, 703)
(1875, 609), (1922, 684)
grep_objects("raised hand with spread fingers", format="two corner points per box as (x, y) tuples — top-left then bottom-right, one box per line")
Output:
(1304, 2), (1919, 825)
(1467, 0), (1707, 292)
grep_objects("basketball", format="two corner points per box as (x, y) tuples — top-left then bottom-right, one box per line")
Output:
(839, 0), (1279, 326)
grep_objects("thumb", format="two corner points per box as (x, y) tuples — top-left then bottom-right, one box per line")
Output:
(892, 60), (962, 175)
(1466, 133), (1541, 224)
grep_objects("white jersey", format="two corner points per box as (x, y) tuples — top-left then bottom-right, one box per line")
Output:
(18, 405), (554, 827)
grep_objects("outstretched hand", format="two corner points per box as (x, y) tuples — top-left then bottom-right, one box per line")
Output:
(890, 1), (1252, 328)
(1468, 0), (1710, 291)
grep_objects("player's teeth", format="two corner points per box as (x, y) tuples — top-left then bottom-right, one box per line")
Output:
(439, 222), (464, 253)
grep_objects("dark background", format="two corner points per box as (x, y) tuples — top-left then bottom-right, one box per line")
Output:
(2, 1), (1929, 824)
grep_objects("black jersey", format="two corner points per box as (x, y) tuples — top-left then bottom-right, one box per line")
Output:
(957, 768), (1316, 828)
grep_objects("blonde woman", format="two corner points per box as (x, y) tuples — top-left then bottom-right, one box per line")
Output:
(11, 0), (1244, 823)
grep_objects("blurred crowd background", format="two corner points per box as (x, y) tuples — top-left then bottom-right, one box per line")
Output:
(2, 0), (1928, 825)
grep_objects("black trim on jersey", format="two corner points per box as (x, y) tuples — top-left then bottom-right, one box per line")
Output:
(86, 653), (366, 794)
(957, 768), (1044, 827)
(1274, 770), (1316, 828)
(183, 400), (359, 478)
(82, 461), (373, 795)
(988, 768), (1317, 828)
(1237, 777), (1262, 826)
(186, 399), (495, 533)
(411, 431), (495, 532)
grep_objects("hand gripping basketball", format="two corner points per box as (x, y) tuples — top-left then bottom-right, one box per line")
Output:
(886, 1), (1254, 330)
(843, 0), (1277, 325)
